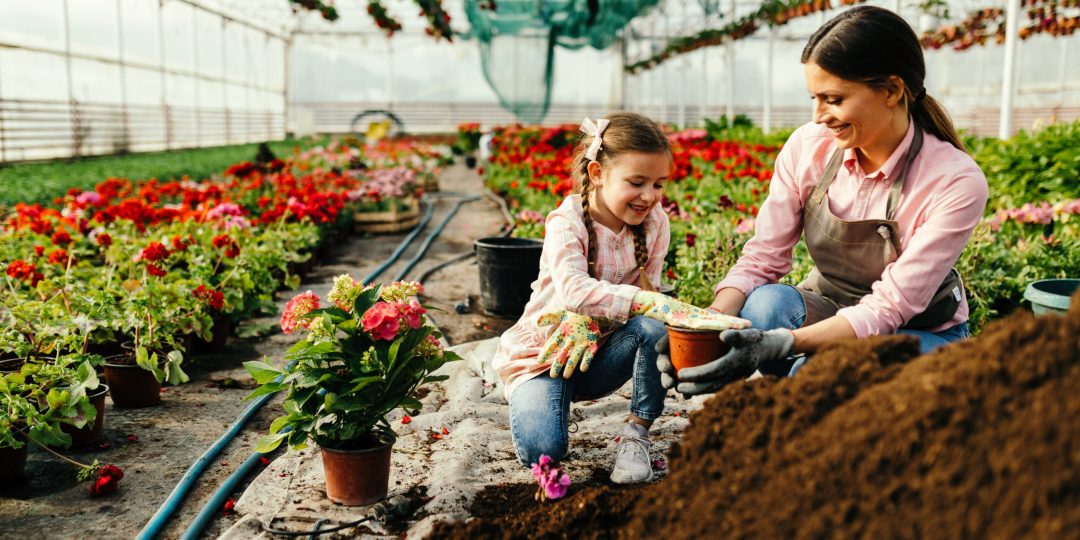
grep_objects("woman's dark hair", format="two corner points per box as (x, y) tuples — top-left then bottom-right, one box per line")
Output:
(570, 112), (671, 280)
(802, 5), (965, 151)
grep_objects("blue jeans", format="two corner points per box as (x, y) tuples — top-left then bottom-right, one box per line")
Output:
(740, 284), (972, 377)
(508, 316), (667, 467)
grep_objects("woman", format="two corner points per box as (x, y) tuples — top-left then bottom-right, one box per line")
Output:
(658, 5), (988, 395)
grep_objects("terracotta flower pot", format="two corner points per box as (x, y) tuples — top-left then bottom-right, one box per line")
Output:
(62, 384), (109, 446)
(320, 438), (394, 506)
(104, 361), (161, 408)
(666, 327), (731, 375)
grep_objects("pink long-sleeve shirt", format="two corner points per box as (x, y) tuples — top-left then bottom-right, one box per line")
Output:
(716, 120), (988, 337)
(493, 194), (670, 398)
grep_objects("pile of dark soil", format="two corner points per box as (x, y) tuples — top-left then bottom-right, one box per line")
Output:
(430, 293), (1079, 539)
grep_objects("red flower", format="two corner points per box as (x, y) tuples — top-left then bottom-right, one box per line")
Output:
(147, 263), (167, 277)
(223, 497), (237, 515)
(48, 249), (69, 266)
(51, 229), (72, 246)
(401, 414), (412, 424)
(194, 285), (225, 311)
(88, 464), (124, 497)
(33, 245), (44, 257)
(6, 260), (37, 283)
(212, 234), (240, 258)
(171, 235), (192, 251)
(685, 233), (696, 247)
(140, 242), (170, 262)
(361, 301), (401, 341)
(96, 233), (112, 247)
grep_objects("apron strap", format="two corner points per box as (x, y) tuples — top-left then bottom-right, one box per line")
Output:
(810, 147), (845, 205)
(885, 127), (923, 221)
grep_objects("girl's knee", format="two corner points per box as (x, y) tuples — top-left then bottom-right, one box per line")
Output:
(627, 316), (667, 345)
(510, 406), (568, 468)
(513, 432), (568, 467)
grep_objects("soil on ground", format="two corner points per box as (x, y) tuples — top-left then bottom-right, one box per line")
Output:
(0, 161), (513, 539)
(429, 291), (1080, 540)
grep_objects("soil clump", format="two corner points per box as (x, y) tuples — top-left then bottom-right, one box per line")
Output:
(432, 292), (1080, 539)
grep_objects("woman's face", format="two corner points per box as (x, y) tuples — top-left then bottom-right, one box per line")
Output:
(804, 62), (902, 152)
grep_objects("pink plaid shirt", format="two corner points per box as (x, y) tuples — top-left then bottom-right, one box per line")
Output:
(493, 194), (670, 397)
(716, 120), (988, 337)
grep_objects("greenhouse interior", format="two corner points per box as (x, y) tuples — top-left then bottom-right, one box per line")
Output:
(1, 0), (1077, 538)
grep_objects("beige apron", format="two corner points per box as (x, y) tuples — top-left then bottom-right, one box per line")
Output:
(796, 128), (963, 330)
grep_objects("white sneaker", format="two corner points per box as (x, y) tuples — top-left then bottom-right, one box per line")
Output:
(610, 422), (653, 484)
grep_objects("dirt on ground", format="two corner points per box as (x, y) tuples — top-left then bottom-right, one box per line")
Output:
(429, 291), (1080, 540)
(0, 161), (513, 539)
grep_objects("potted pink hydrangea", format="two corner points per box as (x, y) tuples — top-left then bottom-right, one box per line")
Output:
(244, 277), (460, 506)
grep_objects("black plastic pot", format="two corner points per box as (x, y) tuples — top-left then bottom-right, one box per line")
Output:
(474, 237), (544, 318)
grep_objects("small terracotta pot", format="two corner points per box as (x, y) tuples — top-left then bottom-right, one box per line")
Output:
(62, 384), (109, 446)
(320, 439), (394, 506)
(666, 327), (731, 375)
(104, 361), (161, 408)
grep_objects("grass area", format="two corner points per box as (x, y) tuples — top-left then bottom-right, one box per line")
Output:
(0, 138), (325, 206)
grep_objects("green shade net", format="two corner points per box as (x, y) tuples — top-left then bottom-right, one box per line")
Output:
(464, 0), (661, 122)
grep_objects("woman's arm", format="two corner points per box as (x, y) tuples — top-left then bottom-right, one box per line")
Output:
(790, 315), (857, 354)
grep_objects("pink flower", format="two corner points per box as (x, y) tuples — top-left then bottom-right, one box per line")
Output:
(531, 454), (571, 501)
(207, 202), (245, 219)
(399, 298), (427, 330)
(76, 191), (103, 206)
(281, 291), (321, 334)
(362, 301), (401, 341)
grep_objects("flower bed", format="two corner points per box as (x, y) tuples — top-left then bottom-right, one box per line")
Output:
(481, 120), (1080, 332)
(0, 137), (449, 488)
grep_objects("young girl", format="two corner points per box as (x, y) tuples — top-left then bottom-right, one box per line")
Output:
(492, 112), (748, 484)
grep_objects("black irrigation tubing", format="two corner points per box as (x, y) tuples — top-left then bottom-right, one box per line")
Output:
(169, 191), (478, 540)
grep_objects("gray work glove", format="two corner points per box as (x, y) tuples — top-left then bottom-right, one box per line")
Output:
(655, 329), (795, 397)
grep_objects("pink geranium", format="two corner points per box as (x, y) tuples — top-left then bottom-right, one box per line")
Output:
(531, 454), (571, 501)
(281, 291), (321, 334)
(399, 298), (427, 330)
(362, 301), (401, 341)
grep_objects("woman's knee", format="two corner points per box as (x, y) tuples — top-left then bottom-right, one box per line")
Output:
(740, 284), (805, 330)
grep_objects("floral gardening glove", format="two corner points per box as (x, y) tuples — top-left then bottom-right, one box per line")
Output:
(536, 310), (602, 379)
(672, 329), (795, 396)
(630, 290), (751, 331)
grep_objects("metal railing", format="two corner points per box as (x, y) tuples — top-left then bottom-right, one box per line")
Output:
(0, 98), (285, 163)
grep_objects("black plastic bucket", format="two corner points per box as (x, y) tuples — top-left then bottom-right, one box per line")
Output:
(474, 237), (544, 318)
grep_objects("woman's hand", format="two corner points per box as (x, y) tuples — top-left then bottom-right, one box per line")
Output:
(631, 290), (751, 331)
(536, 310), (602, 379)
(655, 328), (795, 395)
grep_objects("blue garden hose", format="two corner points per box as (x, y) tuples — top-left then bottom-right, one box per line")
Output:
(152, 192), (479, 540)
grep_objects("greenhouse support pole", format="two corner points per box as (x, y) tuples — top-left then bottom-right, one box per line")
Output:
(158, 0), (170, 150)
(725, 0), (735, 120)
(284, 36), (293, 137)
(617, 37), (627, 110)
(222, 18), (230, 144)
(386, 37), (394, 111)
(1056, 37), (1068, 116)
(700, 47), (708, 124)
(764, 26), (774, 134)
(117, 0), (130, 152)
(191, 6), (201, 147)
(62, 0), (76, 156)
(998, 0), (1020, 139)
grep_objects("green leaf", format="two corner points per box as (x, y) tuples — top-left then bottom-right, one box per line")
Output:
(244, 360), (283, 385)
(255, 432), (288, 453)
(269, 415), (293, 435)
(243, 382), (285, 400)
(422, 375), (450, 384)
(353, 286), (380, 316)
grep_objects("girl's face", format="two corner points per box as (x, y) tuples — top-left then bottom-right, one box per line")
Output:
(804, 62), (903, 152)
(588, 151), (670, 230)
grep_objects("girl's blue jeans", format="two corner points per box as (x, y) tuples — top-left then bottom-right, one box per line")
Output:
(508, 316), (667, 467)
(741, 284), (972, 377)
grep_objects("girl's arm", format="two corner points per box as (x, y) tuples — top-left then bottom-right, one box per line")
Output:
(545, 214), (640, 322)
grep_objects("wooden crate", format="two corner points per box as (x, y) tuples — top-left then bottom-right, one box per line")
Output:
(354, 197), (421, 234)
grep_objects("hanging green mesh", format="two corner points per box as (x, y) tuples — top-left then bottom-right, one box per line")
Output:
(465, 0), (660, 123)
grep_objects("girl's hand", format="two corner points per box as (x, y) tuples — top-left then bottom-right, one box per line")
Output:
(631, 290), (751, 331)
(536, 310), (602, 379)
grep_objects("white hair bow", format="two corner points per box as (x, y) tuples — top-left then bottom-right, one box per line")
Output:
(579, 117), (610, 161)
